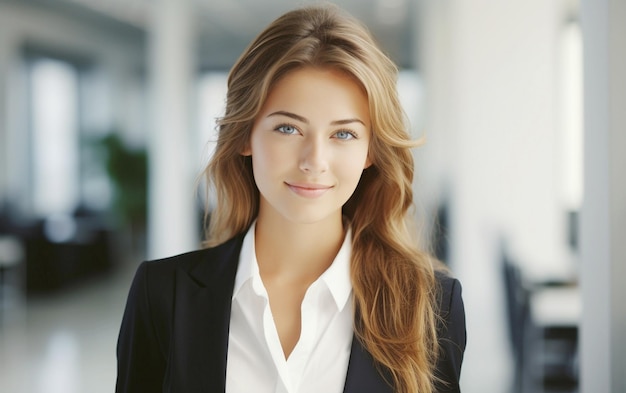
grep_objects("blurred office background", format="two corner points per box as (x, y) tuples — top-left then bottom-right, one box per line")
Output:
(0, 0), (624, 392)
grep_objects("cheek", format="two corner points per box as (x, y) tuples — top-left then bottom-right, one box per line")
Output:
(337, 149), (370, 183)
(250, 138), (288, 176)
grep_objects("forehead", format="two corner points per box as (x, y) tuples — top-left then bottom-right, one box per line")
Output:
(271, 66), (366, 95)
(259, 66), (370, 123)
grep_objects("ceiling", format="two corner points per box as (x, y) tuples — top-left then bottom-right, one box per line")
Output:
(20, 0), (417, 69)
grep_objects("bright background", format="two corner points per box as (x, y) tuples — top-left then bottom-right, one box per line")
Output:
(0, 0), (624, 392)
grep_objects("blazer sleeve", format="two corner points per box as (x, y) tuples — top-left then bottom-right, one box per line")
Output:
(434, 275), (467, 392)
(116, 261), (168, 393)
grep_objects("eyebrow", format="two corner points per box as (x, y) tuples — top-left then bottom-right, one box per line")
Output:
(267, 110), (366, 126)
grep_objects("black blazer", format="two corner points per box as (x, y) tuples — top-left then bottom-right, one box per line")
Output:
(116, 234), (466, 392)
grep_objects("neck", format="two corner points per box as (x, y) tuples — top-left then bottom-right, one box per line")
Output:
(254, 212), (346, 281)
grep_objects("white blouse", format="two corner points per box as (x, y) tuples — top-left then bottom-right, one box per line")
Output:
(226, 222), (354, 393)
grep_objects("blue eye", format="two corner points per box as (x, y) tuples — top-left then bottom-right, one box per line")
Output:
(276, 124), (298, 135)
(334, 130), (356, 140)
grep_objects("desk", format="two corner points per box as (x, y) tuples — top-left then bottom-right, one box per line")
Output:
(530, 286), (581, 327)
(0, 235), (24, 324)
(526, 285), (580, 390)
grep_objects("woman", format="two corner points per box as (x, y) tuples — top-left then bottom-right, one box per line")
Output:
(116, 4), (465, 393)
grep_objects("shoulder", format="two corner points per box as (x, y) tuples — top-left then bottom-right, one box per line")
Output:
(433, 270), (467, 392)
(136, 248), (209, 281)
(434, 271), (464, 320)
(136, 235), (245, 286)
(126, 235), (245, 320)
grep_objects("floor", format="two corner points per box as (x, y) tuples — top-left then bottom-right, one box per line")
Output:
(0, 260), (137, 393)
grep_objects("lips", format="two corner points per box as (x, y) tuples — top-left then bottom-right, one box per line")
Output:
(285, 182), (332, 198)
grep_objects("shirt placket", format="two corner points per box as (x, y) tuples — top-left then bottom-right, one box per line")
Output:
(287, 283), (321, 393)
(261, 301), (294, 393)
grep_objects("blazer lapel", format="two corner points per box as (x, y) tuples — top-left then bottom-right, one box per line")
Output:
(343, 336), (394, 393)
(168, 236), (244, 393)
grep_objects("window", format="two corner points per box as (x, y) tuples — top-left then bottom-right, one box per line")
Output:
(559, 19), (583, 250)
(29, 57), (81, 217)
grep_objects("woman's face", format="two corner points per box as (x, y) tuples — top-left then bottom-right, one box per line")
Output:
(244, 66), (371, 226)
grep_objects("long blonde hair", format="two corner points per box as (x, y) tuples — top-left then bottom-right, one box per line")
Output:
(203, 5), (439, 393)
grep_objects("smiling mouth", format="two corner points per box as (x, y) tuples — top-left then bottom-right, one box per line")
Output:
(285, 182), (332, 198)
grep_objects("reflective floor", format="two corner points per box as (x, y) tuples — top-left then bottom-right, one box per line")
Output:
(0, 261), (137, 393)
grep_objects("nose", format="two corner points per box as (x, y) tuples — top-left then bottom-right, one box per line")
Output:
(299, 137), (329, 175)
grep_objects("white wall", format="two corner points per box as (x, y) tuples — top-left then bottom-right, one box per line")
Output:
(416, 0), (577, 391)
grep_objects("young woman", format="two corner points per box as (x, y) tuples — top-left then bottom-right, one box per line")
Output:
(116, 4), (465, 393)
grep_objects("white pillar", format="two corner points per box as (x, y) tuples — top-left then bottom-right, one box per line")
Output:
(147, 0), (198, 259)
(580, 0), (626, 391)
(0, 40), (8, 198)
(0, 14), (15, 203)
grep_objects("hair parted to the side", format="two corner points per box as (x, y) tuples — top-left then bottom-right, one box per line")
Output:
(202, 4), (440, 393)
